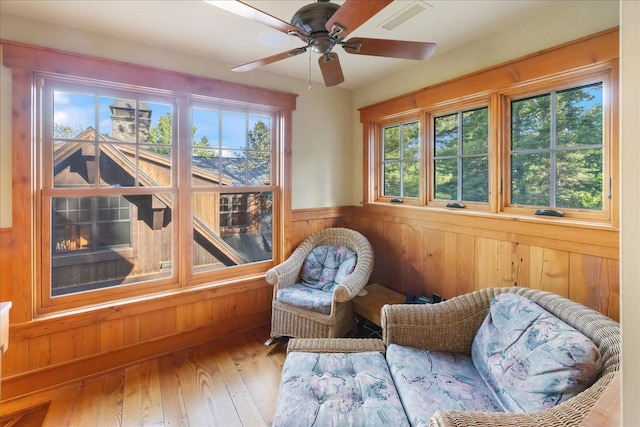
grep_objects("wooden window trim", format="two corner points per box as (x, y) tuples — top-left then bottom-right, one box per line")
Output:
(361, 28), (619, 228)
(1, 40), (296, 316)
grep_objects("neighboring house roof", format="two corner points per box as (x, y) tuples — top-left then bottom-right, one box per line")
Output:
(191, 155), (271, 186)
(54, 127), (272, 265)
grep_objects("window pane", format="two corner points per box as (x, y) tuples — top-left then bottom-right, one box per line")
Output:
(53, 92), (95, 139)
(402, 122), (420, 160)
(139, 145), (172, 187)
(53, 196), (93, 252)
(249, 153), (271, 186)
(557, 83), (603, 148)
(511, 152), (550, 206)
(222, 112), (246, 150)
(556, 148), (603, 209)
(54, 142), (96, 187)
(511, 94), (551, 151)
(384, 163), (400, 196)
(98, 144), (136, 187)
(192, 109), (271, 188)
(383, 125), (400, 160)
(403, 161), (419, 198)
(51, 194), (172, 296)
(434, 113), (458, 157)
(462, 108), (488, 155)
(193, 191), (273, 273)
(462, 156), (489, 202)
(434, 158), (458, 200)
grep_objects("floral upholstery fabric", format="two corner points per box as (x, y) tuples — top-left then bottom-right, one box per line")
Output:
(301, 245), (357, 292)
(276, 245), (357, 314)
(276, 284), (334, 314)
(386, 344), (503, 426)
(273, 351), (409, 427)
(471, 292), (603, 413)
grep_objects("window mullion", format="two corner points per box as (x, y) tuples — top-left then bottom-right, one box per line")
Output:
(457, 112), (463, 200)
(550, 91), (558, 207)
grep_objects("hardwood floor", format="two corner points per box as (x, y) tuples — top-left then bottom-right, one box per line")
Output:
(0, 326), (289, 427)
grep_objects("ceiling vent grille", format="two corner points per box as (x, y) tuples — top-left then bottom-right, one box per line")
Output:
(380, 1), (431, 31)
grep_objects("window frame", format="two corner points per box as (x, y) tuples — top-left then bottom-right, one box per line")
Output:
(367, 60), (616, 225)
(426, 97), (493, 211)
(1, 43), (295, 315)
(374, 113), (424, 206)
(500, 68), (614, 222)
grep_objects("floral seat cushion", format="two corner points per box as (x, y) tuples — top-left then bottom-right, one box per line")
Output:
(471, 292), (603, 413)
(273, 351), (409, 427)
(276, 284), (334, 314)
(276, 245), (357, 314)
(386, 344), (503, 426)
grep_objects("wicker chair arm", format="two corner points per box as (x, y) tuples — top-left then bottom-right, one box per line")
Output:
(333, 248), (374, 302)
(265, 238), (316, 289)
(381, 289), (503, 353)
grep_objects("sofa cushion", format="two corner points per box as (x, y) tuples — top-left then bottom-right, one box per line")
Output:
(276, 284), (333, 314)
(273, 351), (409, 427)
(386, 344), (503, 426)
(471, 292), (603, 413)
(301, 245), (357, 292)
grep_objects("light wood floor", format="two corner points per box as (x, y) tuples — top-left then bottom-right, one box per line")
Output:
(1, 325), (289, 427)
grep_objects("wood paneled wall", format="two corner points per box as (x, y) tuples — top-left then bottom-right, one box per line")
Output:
(291, 206), (619, 322)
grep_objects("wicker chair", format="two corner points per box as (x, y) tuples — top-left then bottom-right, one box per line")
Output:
(381, 287), (621, 427)
(266, 227), (374, 340)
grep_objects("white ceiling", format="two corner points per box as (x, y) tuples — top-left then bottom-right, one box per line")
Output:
(0, 0), (591, 89)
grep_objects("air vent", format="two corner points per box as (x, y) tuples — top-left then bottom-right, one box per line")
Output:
(380, 1), (431, 31)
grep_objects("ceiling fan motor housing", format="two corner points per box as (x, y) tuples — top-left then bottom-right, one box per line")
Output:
(290, 0), (340, 54)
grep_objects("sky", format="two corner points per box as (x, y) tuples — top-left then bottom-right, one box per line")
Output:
(53, 91), (271, 153)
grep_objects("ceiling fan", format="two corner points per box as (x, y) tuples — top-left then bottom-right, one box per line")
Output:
(208, 0), (437, 87)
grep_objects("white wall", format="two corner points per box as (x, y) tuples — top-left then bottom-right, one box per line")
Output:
(0, 14), (354, 228)
(620, 1), (640, 424)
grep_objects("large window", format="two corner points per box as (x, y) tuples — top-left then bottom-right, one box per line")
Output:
(369, 64), (613, 222)
(36, 69), (289, 311)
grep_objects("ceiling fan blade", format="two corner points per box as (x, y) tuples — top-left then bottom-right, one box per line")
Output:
(325, 0), (392, 37)
(318, 53), (345, 87)
(342, 38), (437, 60)
(232, 47), (307, 72)
(205, 1), (308, 37)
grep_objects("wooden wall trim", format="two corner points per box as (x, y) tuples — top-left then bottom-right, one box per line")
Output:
(0, 40), (298, 110)
(8, 279), (269, 341)
(360, 204), (618, 258)
(359, 28), (619, 122)
(292, 206), (354, 222)
(1, 311), (269, 401)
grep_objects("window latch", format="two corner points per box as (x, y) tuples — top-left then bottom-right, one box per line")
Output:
(535, 209), (564, 217)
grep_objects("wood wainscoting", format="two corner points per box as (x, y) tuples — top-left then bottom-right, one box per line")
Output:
(291, 206), (619, 322)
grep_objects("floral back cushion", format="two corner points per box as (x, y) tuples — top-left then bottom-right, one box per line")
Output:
(300, 245), (357, 292)
(471, 292), (603, 413)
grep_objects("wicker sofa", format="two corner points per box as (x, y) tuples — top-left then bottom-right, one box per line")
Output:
(274, 287), (621, 427)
